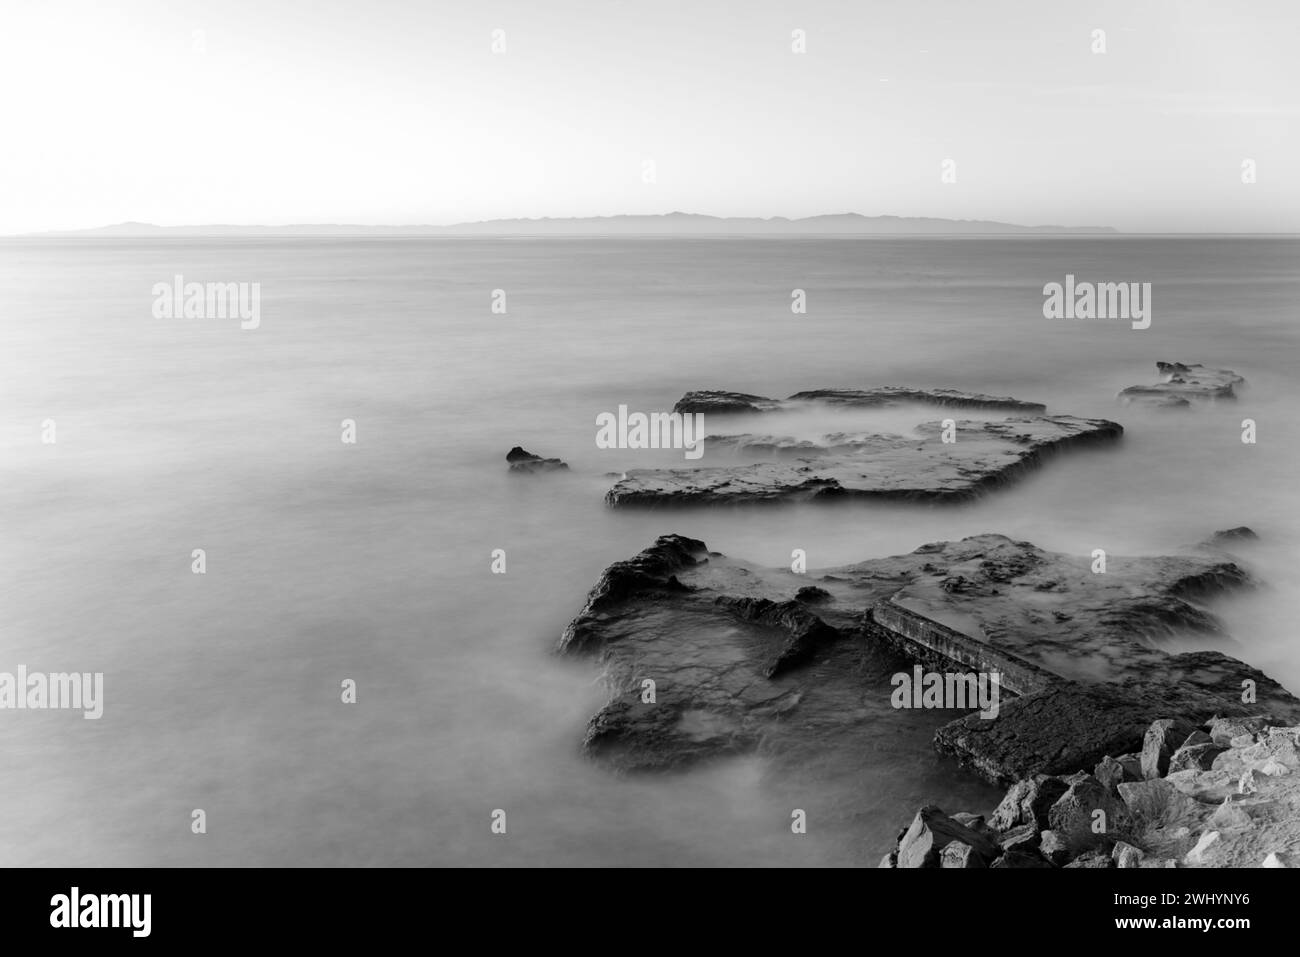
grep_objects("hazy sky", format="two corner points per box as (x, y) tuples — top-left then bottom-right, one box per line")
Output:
(2, 0), (1297, 233)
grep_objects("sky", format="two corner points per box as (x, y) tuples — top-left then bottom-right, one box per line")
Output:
(1, 0), (1297, 234)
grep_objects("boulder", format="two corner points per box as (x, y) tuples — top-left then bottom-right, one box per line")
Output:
(896, 806), (1000, 869)
(1142, 719), (1199, 779)
(1047, 774), (1133, 854)
(506, 446), (568, 474)
(991, 776), (1069, 831)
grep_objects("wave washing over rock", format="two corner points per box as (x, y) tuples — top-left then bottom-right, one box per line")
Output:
(557, 530), (1298, 785)
(1117, 361), (1246, 409)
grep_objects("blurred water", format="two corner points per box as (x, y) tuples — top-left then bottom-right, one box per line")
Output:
(0, 235), (1296, 866)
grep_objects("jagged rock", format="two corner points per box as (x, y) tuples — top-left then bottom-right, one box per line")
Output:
(506, 446), (569, 474)
(998, 823), (1041, 852)
(1096, 754), (1141, 793)
(936, 666), (1296, 787)
(1113, 841), (1146, 868)
(673, 387), (1046, 416)
(941, 842), (988, 868)
(879, 851), (897, 868)
(560, 533), (1300, 776)
(991, 777), (1069, 831)
(1048, 774), (1133, 854)
(1142, 719), (1199, 779)
(1208, 798), (1253, 830)
(1166, 768), (1236, 803)
(1064, 849), (1114, 868)
(1183, 830), (1222, 865)
(607, 415), (1122, 506)
(952, 812), (990, 833)
(1118, 362), (1245, 408)
(1263, 852), (1291, 868)
(1239, 770), (1258, 795)
(1206, 715), (1275, 745)
(991, 847), (1053, 868)
(1169, 742), (1226, 773)
(896, 806), (1000, 868)
(1038, 830), (1071, 866)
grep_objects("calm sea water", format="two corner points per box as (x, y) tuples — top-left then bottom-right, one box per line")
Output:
(0, 235), (1296, 866)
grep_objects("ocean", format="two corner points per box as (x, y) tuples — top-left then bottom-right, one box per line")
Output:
(1, 234), (1296, 866)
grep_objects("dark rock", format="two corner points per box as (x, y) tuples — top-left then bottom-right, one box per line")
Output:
(1118, 362), (1245, 408)
(1047, 774), (1133, 854)
(560, 533), (1300, 774)
(896, 806), (1000, 868)
(673, 387), (1047, 415)
(1096, 755), (1132, 794)
(991, 847), (1053, 868)
(998, 823), (1041, 852)
(672, 391), (784, 415)
(1169, 740), (1226, 774)
(712, 595), (842, 678)
(936, 663), (1299, 787)
(794, 585), (832, 604)
(1142, 719), (1199, 779)
(506, 446), (569, 474)
(991, 776), (1069, 831)
(1064, 849), (1115, 868)
(1038, 829), (1071, 866)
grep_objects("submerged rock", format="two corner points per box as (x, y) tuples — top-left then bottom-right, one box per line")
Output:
(558, 532), (1296, 778)
(506, 446), (569, 474)
(1118, 362), (1245, 408)
(606, 415), (1123, 506)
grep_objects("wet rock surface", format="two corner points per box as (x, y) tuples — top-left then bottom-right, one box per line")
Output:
(606, 416), (1123, 506)
(507, 446), (569, 474)
(558, 532), (1297, 780)
(1118, 362), (1245, 408)
(673, 387), (1046, 415)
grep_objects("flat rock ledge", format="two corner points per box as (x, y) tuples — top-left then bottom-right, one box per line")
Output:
(1118, 362), (1245, 409)
(882, 720), (1300, 868)
(507, 445), (569, 474)
(606, 415), (1122, 506)
(674, 388), (1047, 415)
(557, 532), (1298, 779)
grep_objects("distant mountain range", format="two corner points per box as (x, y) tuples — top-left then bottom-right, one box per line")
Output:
(24, 212), (1118, 237)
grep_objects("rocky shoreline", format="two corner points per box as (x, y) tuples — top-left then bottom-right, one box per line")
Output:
(556, 530), (1296, 782)
(883, 717), (1300, 868)
(536, 369), (1290, 867)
